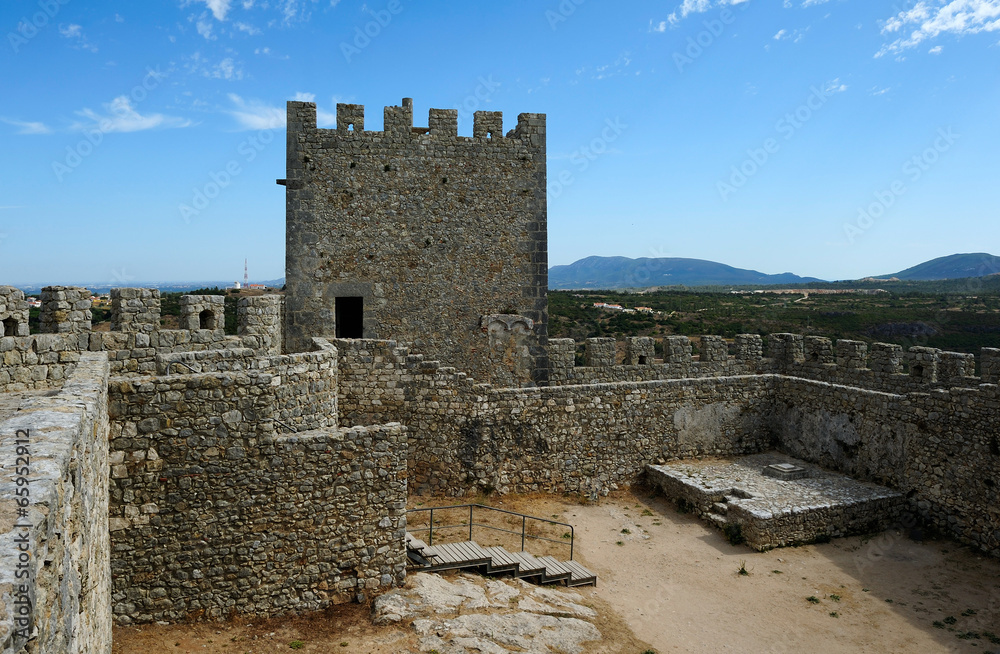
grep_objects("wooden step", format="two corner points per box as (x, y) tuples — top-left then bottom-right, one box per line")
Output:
(403, 536), (598, 587)
(405, 532), (430, 553)
(483, 546), (520, 575)
(562, 559), (598, 587)
(420, 541), (492, 572)
(536, 555), (572, 585)
(507, 550), (547, 579)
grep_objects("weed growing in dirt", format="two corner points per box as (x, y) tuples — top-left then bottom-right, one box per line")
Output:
(807, 596), (820, 604)
(737, 560), (749, 576)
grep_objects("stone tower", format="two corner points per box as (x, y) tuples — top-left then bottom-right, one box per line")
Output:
(282, 98), (549, 385)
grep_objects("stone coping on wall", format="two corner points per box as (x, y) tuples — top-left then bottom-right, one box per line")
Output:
(0, 353), (111, 653)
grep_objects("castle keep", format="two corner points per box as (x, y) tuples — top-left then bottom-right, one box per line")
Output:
(0, 99), (997, 653)
(283, 99), (549, 387)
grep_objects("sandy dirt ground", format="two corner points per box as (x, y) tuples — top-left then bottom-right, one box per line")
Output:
(115, 490), (1000, 653)
(568, 491), (1000, 653)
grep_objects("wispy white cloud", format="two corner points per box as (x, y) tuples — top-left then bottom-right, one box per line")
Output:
(73, 96), (192, 133)
(59, 23), (98, 52)
(649, 19), (667, 32)
(196, 16), (216, 39)
(228, 94), (285, 130)
(871, 86), (891, 96)
(234, 21), (260, 34)
(825, 77), (848, 93)
(929, 44), (944, 52)
(877, 0), (1000, 57)
(774, 29), (788, 39)
(0, 118), (51, 135)
(208, 57), (243, 80)
(197, 0), (232, 21)
(668, 0), (750, 25)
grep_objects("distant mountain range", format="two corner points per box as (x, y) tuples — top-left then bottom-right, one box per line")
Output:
(880, 253), (1000, 281)
(548, 256), (822, 289)
(14, 254), (999, 293)
(548, 253), (1000, 290)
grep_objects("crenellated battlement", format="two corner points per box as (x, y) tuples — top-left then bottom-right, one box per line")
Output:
(0, 286), (287, 391)
(288, 98), (546, 144)
(547, 332), (1000, 393)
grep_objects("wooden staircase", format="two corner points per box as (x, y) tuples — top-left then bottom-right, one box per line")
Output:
(406, 532), (597, 587)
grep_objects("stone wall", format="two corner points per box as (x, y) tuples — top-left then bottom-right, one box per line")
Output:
(548, 333), (994, 395)
(237, 295), (283, 355)
(105, 339), (410, 624)
(336, 334), (999, 558)
(0, 334), (86, 391)
(39, 286), (92, 334)
(0, 287), (29, 338)
(772, 376), (1000, 557)
(283, 100), (549, 385)
(111, 288), (160, 334)
(179, 295), (225, 332)
(334, 338), (774, 496)
(0, 290), (287, 391)
(0, 354), (111, 654)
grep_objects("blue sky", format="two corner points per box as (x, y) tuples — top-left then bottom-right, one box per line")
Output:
(1, 0), (999, 285)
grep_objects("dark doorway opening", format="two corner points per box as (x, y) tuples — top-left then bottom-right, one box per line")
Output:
(335, 297), (364, 338)
(2, 317), (17, 337)
(199, 309), (216, 330)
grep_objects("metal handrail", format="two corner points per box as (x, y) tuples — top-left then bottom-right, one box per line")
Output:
(406, 503), (575, 560)
(166, 361), (198, 375)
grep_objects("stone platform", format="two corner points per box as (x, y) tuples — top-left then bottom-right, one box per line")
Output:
(646, 452), (905, 551)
